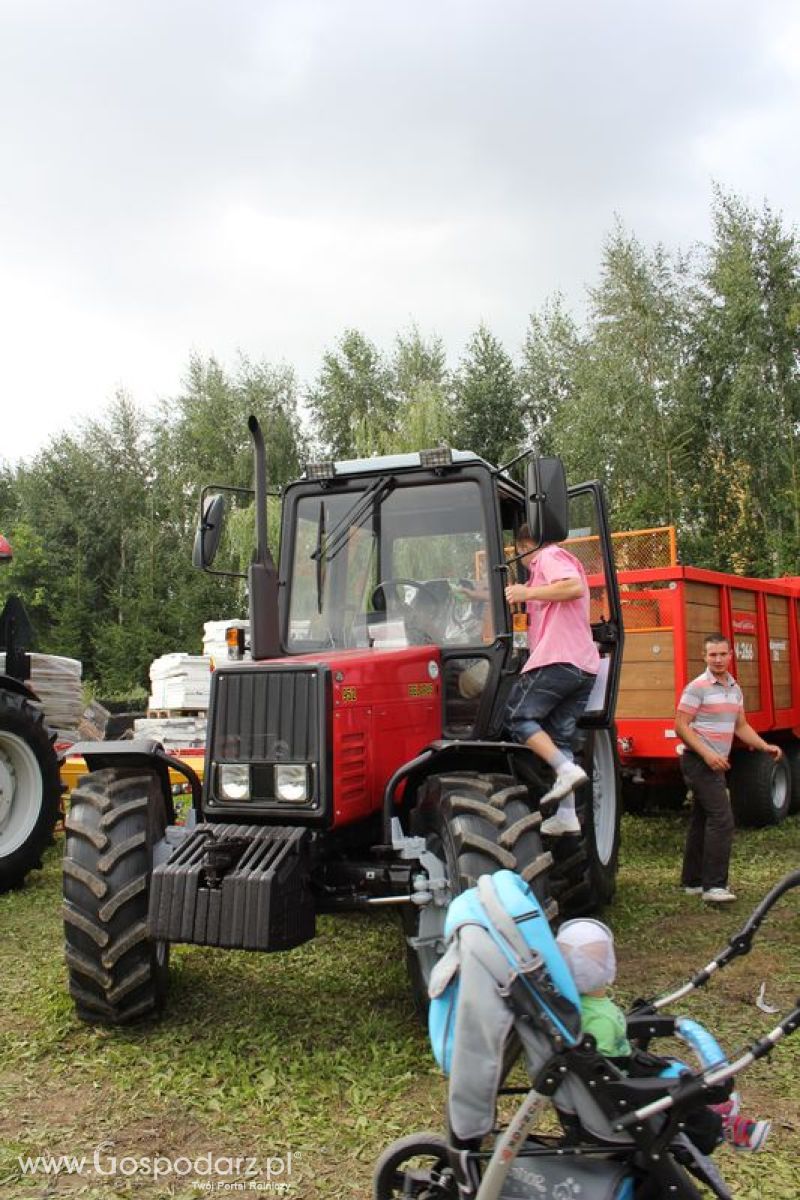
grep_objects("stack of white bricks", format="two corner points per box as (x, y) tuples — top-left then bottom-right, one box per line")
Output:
(148, 653), (212, 712)
(0, 651), (82, 736)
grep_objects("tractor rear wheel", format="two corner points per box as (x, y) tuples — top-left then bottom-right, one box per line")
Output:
(729, 750), (791, 827)
(0, 688), (62, 892)
(62, 767), (170, 1025)
(549, 728), (622, 916)
(405, 771), (555, 1016)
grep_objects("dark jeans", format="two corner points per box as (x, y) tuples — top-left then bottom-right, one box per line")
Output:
(679, 750), (735, 890)
(505, 663), (596, 758)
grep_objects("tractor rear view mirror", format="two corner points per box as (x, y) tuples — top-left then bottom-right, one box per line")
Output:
(193, 493), (226, 570)
(525, 457), (568, 546)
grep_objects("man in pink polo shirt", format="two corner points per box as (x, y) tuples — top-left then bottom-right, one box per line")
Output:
(504, 524), (600, 837)
(676, 633), (782, 903)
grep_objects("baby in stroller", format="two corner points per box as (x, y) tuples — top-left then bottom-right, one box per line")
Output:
(555, 918), (770, 1154)
(373, 868), (799, 1200)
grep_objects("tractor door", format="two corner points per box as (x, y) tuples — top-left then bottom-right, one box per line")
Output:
(564, 481), (624, 730)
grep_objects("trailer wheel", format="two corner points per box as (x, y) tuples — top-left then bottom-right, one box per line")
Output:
(0, 689), (62, 892)
(549, 728), (622, 916)
(785, 740), (800, 815)
(405, 771), (555, 1017)
(729, 750), (791, 827)
(62, 767), (169, 1025)
(373, 1132), (456, 1199)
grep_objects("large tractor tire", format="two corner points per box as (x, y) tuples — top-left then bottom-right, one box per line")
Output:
(62, 767), (170, 1025)
(729, 750), (791, 827)
(548, 728), (622, 917)
(405, 771), (555, 1016)
(0, 688), (62, 892)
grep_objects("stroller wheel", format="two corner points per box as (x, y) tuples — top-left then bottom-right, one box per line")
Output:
(373, 1132), (457, 1198)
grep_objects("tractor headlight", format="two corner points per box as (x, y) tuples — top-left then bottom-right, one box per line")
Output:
(274, 763), (309, 803)
(218, 764), (251, 801)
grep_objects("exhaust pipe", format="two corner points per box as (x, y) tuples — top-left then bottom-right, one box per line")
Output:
(247, 416), (281, 660)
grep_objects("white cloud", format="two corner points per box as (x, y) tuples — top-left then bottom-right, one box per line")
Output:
(1, 0), (799, 463)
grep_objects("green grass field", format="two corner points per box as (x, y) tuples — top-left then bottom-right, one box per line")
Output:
(1, 812), (798, 1199)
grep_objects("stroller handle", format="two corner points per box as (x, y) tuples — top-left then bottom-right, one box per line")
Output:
(633, 868), (800, 1013)
(616, 997), (800, 1130)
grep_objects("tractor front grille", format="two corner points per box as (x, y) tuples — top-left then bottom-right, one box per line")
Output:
(211, 668), (320, 762)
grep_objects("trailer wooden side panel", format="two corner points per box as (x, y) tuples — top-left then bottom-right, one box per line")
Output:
(767, 596), (792, 712)
(616, 624), (675, 718)
(684, 581), (723, 684)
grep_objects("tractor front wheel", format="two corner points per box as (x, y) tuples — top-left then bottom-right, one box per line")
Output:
(62, 767), (170, 1025)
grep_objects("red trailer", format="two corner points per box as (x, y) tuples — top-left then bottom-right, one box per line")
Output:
(578, 528), (800, 825)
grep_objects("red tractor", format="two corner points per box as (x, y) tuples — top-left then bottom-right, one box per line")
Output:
(61, 422), (624, 1024)
(0, 534), (62, 891)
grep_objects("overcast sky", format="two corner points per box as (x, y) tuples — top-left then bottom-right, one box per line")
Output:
(2, 0), (798, 463)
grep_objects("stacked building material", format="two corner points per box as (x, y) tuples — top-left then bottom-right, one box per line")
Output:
(148, 653), (212, 713)
(133, 714), (207, 749)
(0, 651), (82, 738)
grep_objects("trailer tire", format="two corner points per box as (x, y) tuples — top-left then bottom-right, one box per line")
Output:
(405, 771), (555, 1017)
(0, 689), (62, 892)
(62, 767), (169, 1025)
(549, 728), (622, 916)
(729, 750), (791, 827)
(785, 740), (800, 815)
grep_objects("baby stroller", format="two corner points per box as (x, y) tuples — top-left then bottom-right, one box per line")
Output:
(373, 868), (800, 1199)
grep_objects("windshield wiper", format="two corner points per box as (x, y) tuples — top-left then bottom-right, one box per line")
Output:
(314, 499), (326, 614)
(310, 475), (394, 567)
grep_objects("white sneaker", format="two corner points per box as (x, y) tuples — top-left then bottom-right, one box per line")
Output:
(540, 762), (588, 805)
(540, 812), (581, 837)
(702, 886), (737, 903)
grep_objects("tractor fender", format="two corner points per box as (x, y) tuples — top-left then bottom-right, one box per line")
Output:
(62, 739), (196, 825)
(383, 739), (548, 841)
(0, 673), (40, 703)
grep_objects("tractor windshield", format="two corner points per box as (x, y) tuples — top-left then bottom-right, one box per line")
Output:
(287, 479), (493, 651)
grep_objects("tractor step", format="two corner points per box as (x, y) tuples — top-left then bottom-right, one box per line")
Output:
(148, 823), (315, 951)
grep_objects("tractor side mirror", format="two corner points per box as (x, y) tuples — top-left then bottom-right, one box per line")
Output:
(193, 493), (226, 570)
(525, 457), (568, 546)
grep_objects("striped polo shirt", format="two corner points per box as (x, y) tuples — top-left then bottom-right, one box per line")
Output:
(677, 668), (743, 757)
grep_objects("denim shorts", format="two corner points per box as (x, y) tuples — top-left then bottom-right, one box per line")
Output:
(505, 662), (597, 755)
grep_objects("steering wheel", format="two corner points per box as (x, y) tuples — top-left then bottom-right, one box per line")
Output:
(371, 578), (440, 614)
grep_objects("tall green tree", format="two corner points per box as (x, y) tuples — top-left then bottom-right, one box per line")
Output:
(388, 326), (451, 452)
(684, 190), (800, 573)
(450, 324), (524, 467)
(545, 226), (694, 532)
(306, 329), (394, 458)
(519, 296), (583, 454)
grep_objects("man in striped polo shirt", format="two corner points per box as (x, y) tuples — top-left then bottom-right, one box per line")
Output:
(675, 633), (783, 903)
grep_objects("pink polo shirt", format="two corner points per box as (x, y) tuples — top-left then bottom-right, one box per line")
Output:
(522, 544), (600, 676)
